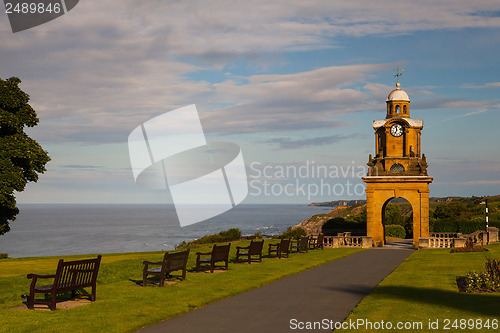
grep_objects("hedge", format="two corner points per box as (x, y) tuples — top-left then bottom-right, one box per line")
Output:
(430, 220), (500, 234)
(385, 224), (406, 238)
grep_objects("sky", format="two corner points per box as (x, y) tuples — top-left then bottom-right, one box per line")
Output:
(1, 0), (500, 205)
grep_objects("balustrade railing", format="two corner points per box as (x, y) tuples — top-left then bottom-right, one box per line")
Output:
(323, 235), (372, 248)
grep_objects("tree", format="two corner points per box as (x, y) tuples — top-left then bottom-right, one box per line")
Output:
(432, 202), (466, 220)
(0, 77), (50, 235)
(384, 203), (404, 226)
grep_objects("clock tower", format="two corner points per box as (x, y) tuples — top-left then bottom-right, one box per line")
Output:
(362, 78), (433, 248)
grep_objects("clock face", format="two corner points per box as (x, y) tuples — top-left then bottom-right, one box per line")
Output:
(390, 123), (404, 137)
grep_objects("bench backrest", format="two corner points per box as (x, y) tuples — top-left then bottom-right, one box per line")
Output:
(54, 255), (101, 288)
(280, 238), (291, 251)
(211, 244), (231, 262)
(299, 236), (309, 248)
(317, 233), (324, 245)
(248, 240), (264, 254)
(164, 249), (190, 271)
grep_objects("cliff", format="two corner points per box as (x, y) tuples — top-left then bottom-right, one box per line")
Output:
(294, 204), (366, 235)
(308, 199), (366, 207)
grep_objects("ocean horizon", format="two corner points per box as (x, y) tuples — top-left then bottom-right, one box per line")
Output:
(0, 203), (330, 258)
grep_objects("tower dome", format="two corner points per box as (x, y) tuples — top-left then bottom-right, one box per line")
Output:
(385, 82), (410, 119)
(386, 82), (410, 101)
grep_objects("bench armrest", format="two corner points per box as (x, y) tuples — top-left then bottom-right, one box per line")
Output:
(143, 260), (163, 265)
(27, 273), (56, 291)
(236, 245), (250, 250)
(27, 274), (55, 279)
(196, 252), (211, 256)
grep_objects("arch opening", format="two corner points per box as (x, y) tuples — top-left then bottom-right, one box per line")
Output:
(381, 197), (413, 244)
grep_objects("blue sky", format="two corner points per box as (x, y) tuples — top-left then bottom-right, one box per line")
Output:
(1, 1), (499, 204)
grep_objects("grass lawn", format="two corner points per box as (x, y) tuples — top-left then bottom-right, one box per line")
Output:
(337, 244), (500, 333)
(0, 240), (361, 332)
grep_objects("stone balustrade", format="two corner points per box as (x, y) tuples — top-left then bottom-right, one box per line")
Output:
(420, 227), (499, 249)
(323, 234), (373, 249)
(430, 232), (462, 239)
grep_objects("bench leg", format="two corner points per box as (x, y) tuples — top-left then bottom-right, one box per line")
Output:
(50, 291), (57, 310)
(27, 292), (34, 309)
(91, 285), (96, 301)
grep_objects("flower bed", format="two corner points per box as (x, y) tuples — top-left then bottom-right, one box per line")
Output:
(457, 258), (500, 293)
(450, 238), (488, 253)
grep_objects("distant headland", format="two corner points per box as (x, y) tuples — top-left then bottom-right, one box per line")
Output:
(308, 196), (479, 208)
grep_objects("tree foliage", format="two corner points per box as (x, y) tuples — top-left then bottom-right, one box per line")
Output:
(0, 77), (50, 235)
(432, 202), (467, 220)
(384, 203), (404, 226)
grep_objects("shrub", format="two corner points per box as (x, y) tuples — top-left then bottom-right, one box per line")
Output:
(175, 228), (242, 249)
(322, 217), (346, 231)
(219, 228), (242, 240)
(460, 272), (499, 293)
(0, 253), (7, 259)
(486, 258), (500, 282)
(280, 226), (306, 240)
(385, 225), (406, 238)
(456, 258), (500, 293)
(251, 231), (263, 239)
(321, 217), (366, 234)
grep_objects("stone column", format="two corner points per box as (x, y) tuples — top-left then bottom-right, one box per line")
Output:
(366, 188), (384, 247)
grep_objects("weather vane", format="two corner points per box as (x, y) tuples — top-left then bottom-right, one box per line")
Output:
(394, 66), (404, 84)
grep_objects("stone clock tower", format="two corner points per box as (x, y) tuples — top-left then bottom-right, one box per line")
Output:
(362, 79), (432, 248)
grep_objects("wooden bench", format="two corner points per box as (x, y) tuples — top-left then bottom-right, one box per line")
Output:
(27, 255), (101, 310)
(268, 238), (291, 258)
(143, 249), (190, 287)
(196, 243), (231, 273)
(309, 233), (324, 250)
(236, 240), (264, 263)
(290, 236), (309, 253)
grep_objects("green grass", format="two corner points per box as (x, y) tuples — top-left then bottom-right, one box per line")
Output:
(337, 244), (500, 333)
(0, 240), (361, 332)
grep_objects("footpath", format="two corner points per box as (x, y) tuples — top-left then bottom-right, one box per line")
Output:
(138, 248), (413, 333)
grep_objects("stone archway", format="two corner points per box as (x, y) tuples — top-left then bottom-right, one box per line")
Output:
(382, 197), (412, 243)
(363, 176), (432, 248)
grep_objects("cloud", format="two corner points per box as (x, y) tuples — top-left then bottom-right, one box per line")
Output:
(434, 103), (500, 124)
(461, 82), (500, 89)
(261, 134), (355, 150)
(61, 165), (103, 169)
(458, 180), (500, 185)
(198, 63), (395, 134)
(417, 99), (497, 110)
(2, 0), (500, 145)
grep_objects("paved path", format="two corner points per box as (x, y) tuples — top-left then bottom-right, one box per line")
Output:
(137, 248), (413, 333)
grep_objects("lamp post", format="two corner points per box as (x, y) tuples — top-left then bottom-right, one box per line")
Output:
(480, 199), (489, 243)
(480, 199), (489, 229)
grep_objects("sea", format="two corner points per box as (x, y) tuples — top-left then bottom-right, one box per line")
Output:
(0, 204), (331, 258)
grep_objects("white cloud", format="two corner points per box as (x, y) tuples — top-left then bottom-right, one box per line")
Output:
(1, 0), (499, 145)
(461, 82), (500, 89)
